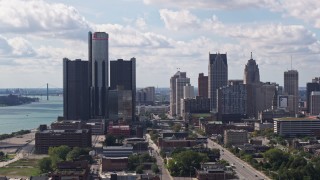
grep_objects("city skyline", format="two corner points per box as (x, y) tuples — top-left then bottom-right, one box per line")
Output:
(0, 0), (320, 88)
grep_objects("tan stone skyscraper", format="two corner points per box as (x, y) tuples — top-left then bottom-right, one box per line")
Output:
(243, 53), (260, 118)
(284, 70), (299, 115)
(244, 52), (260, 85)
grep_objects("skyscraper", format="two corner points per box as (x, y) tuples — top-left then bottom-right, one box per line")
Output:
(110, 58), (136, 122)
(208, 53), (228, 111)
(243, 53), (260, 118)
(63, 58), (90, 120)
(244, 53), (260, 85)
(284, 70), (299, 115)
(198, 73), (208, 98)
(90, 32), (109, 118)
(170, 71), (190, 116)
(306, 82), (320, 113)
(310, 91), (320, 115)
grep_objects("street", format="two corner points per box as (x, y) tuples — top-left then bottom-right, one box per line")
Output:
(146, 134), (173, 180)
(207, 139), (270, 180)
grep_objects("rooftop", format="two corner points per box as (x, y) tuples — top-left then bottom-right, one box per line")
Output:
(274, 116), (320, 121)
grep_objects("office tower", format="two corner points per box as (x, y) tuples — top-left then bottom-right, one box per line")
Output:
(90, 32), (109, 118)
(170, 71), (190, 116)
(136, 87), (155, 105)
(198, 73), (208, 98)
(284, 70), (299, 115)
(310, 91), (320, 115)
(110, 58), (136, 122)
(256, 82), (276, 112)
(306, 82), (320, 113)
(63, 58), (90, 120)
(208, 53), (228, 111)
(244, 53), (260, 85)
(217, 83), (247, 115)
(183, 84), (195, 99)
(108, 87), (133, 122)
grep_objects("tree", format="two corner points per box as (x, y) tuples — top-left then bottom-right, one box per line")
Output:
(172, 124), (182, 132)
(105, 134), (116, 146)
(136, 165), (144, 174)
(66, 147), (89, 161)
(152, 163), (160, 174)
(167, 150), (209, 177)
(0, 151), (4, 157)
(38, 157), (52, 173)
(48, 145), (71, 161)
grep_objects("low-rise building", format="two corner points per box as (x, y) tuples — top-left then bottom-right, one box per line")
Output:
(107, 124), (130, 137)
(224, 130), (248, 146)
(157, 137), (198, 151)
(137, 105), (169, 115)
(101, 157), (128, 172)
(35, 129), (92, 154)
(86, 119), (105, 135)
(254, 122), (273, 131)
(196, 162), (233, 180)
(123, 138), (148, 152)
(103, 146), (133, 158)
(49, 161), (89, 180)
(274, 117), (320, 137)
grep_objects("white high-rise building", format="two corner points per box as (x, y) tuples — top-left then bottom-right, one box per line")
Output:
(170, 71), (190, 117)
(183, 84), (195, 99)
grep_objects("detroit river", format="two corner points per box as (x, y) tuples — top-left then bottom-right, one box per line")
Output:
(0, 96), (62, 134)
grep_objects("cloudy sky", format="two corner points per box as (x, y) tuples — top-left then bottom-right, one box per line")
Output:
(0, 0), (319, 88)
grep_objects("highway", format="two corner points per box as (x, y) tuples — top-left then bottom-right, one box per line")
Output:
(207, 139), (270, 180)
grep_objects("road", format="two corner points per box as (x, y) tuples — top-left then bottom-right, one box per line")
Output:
(207, 139), (270, 180)
(0, 136), (35, 168)
(146, 134), (173, 180)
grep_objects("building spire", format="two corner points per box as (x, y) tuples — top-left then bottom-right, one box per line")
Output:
(251, 52), (253, 59)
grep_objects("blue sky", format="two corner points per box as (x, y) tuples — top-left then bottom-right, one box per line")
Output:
(0, 0), (320, 88)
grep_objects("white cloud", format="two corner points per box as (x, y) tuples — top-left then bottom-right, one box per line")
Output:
(135, 17), (147, 30)
(0, 0), (90, 38)
(144, 0), (278, 10)
(273, 1), (320, 29)
(159, 9), (201, 31)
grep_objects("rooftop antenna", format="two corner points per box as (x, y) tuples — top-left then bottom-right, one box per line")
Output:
(291, 55), (293, 70)
(251, 52), (253, 59)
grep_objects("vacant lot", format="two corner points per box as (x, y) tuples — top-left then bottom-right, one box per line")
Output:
(0, 158), (40, 177)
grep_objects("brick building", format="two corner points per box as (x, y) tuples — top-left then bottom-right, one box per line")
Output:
(35, 129), (92, 154)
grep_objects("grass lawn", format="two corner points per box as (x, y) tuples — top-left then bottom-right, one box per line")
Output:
(0, 158), (40, 177)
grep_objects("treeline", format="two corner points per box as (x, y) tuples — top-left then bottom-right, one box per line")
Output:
(0, 94), (39, 106)
(0, 130), (31, 140)
(38, 146), (92, 173)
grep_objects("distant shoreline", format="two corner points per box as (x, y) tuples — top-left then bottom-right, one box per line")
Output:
(0, 94), (39, 107)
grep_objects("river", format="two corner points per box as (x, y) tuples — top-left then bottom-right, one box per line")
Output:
(0, 96), (63, 134)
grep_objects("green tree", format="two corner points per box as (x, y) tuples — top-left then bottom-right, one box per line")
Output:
(38, 157), (52, 173)
(48, 145), (71, 161)
(0, 151), (4, 157)
(172, 123), (182, 132)
(105, 134), (116, 146)
(152, 163), (160, 174)
(136, 164), (144, 174)
(168, 150), (209, 177)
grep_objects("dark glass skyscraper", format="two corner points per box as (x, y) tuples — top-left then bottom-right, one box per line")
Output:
(306, 82), (320, 113)
(110, 58), (136, 121)
(63, 58), (90, 120)
(89, 32), (109, 118)
(198, 73), (208, 98)
(208, 53), (228, 111)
